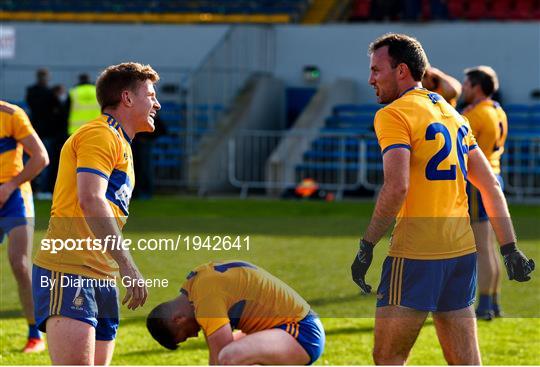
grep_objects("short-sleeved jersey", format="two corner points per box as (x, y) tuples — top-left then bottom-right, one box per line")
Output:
(0, 101), (35, 194)
(34, 113), (135, 279)
(463, 100), (507, 174)
(374, 88), (477, 260)
(181, 261), (310, 337)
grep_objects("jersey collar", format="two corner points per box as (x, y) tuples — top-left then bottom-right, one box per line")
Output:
(103, 113), (132, 144)
(398, 86), (426, 98)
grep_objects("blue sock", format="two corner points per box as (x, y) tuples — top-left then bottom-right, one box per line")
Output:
(477, 294), (492, 313)
(28, 324), (41, 339)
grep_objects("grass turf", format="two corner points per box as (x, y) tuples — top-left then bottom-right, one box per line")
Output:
(1, 197), (539, 365)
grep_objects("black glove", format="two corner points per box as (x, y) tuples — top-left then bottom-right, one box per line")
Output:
(351, 239), (375, 294)
(500, 242), (535, 282)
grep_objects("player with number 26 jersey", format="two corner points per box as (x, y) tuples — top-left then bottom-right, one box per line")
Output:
(374, 87), (477, 260)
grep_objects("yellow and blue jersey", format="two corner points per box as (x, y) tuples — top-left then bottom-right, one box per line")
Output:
(374, 88), (477, 260)
(180, 261), (311, 337)
(463, 99), (507, 175)
(0, 101), (35, 239)
(0, 101), (35, 195)
(34, 113), (134, 279)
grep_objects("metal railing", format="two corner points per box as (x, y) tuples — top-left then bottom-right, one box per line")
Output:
(228, 130), (540, 201)
(228, 130), (367, 198)
(501, 134), (540, 200)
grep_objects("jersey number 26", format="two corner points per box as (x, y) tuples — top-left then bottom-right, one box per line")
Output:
(425, 122), (469, 181)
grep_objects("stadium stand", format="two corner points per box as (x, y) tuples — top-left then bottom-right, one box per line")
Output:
(348, 0), (540, 20)
(151, 102), (226, 170)
(0, 0), (311, 23)
(295, 104), (380, 188)
(293, 102), (540, 193)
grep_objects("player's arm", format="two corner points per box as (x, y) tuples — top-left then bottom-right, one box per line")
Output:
(0, 133), (49, 207)
(467, 148), (534, 281)
(351, 148), (410, 293)
(427, 67), (462, 101)
(467, 148), (514, 243)
(205, 323), (234, 365)
(77, 172), (148, 309)
(365, 148), (410, 243)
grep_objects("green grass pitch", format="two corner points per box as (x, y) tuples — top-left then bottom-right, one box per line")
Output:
(1, 197), (539, 365)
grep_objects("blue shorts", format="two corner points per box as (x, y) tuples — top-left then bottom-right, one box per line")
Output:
(376, 253), (477, 312)
(32, 265), (119, 341)
(275, 311), (325, 365)
(0, 187), (33, 243)
(467, 174), (504, 222)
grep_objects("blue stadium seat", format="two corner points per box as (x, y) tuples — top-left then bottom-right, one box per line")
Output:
(332, 104), (380, 116)
(504, 104), (530, 115)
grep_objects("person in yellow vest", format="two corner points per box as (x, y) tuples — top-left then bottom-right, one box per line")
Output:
(68, 73), (101, 135)
(422, 66), (462, 107)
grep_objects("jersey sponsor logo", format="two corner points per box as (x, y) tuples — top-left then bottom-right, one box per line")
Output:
(73, 296), (84, 308)
(106, 169), (133, 216)
(114, 183), (133, 210)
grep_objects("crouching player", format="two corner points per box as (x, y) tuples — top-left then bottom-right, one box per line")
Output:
(147, 260), (325, 365)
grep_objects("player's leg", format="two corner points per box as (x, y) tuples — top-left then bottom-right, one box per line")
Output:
(432, 306), (481, 365)
(469, 183), (496, 320)
(434, 253), (480, 364)
(94, 284), (120, 365)
(373, 257), (438, 364)
(472, 220), (496, 319)
(491, 174), (504, 317)
(489, 227), (503, 316)
(95, 340), (115, 365)
(46, 316), (95, 364)
(32, 266), (100, 364)
(8, 225), (36, 325)
(218, 313), (324, 365)
(373, 306), (428, 365)
(5, 186), (43, 351)
(217, 328), (310, 365)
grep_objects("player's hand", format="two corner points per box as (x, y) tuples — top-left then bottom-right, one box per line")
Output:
(0, 181), (17, 208)
(351, 239), (375, 294)
(501, 243), (535, 282)
(119, 261), (148, 310)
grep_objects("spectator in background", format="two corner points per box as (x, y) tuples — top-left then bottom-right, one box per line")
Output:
(26, 68), (57, 197)
(68, 73), (101, 135)
(132, 113), (166, 199)
(48, 84), (70, 190)
(370, 0), (401, 20)
(422, 66), (462, 107)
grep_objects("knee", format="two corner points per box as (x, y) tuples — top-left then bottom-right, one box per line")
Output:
(373, 346), (408, 365)
(9, 256), (30, 281)
(218, 345), (243, 365)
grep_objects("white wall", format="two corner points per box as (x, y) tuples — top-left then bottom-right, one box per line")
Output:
(1, 22), (539, 104)
(274, 23), (540, 104)
(0, 23), (229, 102)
